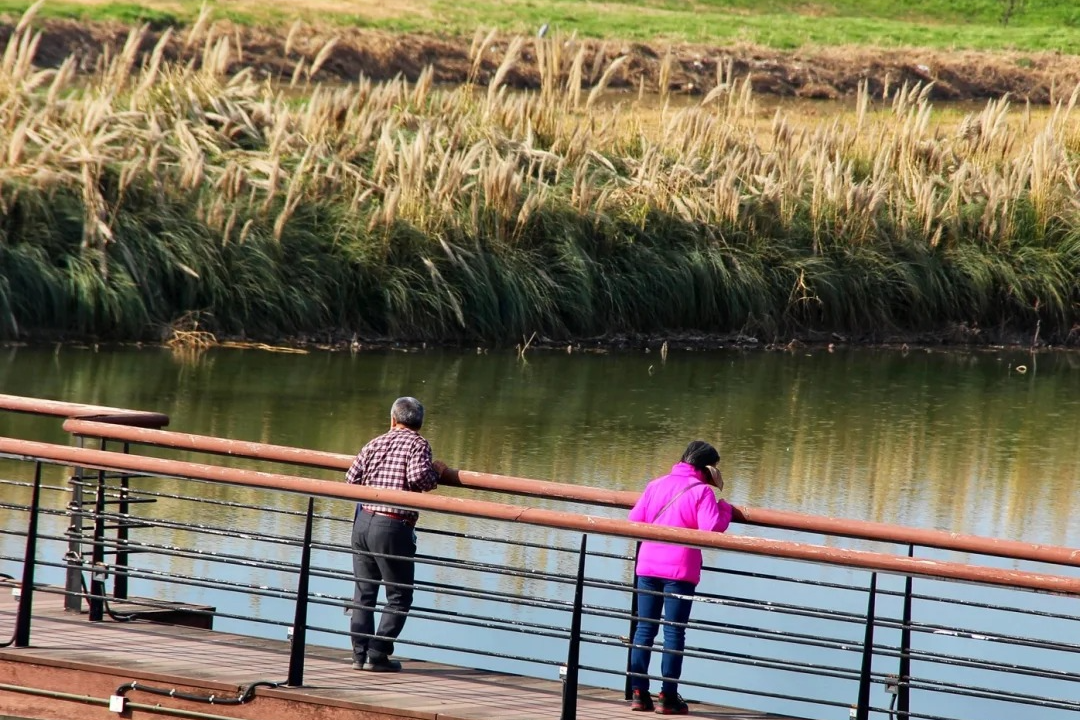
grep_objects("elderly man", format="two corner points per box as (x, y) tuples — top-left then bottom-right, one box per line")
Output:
(346, 396), (446, 672)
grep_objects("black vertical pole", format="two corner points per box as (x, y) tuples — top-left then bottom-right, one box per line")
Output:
(14, 462), (44, 647)
(287, 498), (315, 687)
(88, 469), (107, 622)
(625, 540), (641, 701)
(855, 572), (878, 720)
(64, 438), (85, 612)
(560, 534), (587, 720)
(898, 546), (914, 718)
(114, 442), (132, 600)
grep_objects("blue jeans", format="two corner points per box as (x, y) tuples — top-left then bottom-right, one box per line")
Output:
(630, 575), (696, 697)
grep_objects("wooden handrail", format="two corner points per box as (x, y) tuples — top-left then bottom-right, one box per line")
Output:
(2, 393), (1075, 571)
(1, 435), (1079, 595)
(0, 394), (168, 428)
(61, 419), (638, 507)
(61, 418), (1080, 569)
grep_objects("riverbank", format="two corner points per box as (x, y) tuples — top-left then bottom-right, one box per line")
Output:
(16, 324), (1069, 356)
(0, 9), (1078, 351)
(8, 16), (1080, 104)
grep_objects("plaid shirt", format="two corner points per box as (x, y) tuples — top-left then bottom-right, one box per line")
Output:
(345, 427), (439, 522)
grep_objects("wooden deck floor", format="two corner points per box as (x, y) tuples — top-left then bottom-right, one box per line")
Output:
(0, 588), (795, 720)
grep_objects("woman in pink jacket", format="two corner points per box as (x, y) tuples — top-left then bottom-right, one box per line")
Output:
(627, 440), (733, 715)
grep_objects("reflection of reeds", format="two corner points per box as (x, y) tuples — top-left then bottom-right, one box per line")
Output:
(1, 5), (1078, 343)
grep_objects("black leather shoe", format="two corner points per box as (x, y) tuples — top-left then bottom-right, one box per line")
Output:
(363, 657), (402, 672)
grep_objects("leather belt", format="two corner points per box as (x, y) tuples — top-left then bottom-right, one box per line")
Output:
(365, 509), (417, 527)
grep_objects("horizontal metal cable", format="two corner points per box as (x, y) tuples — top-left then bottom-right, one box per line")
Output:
(304, 586), (583, 639)
(618, 635), (862, 682)
(72, 527), (575, 598)
(76, 477), (582, 568)
(869, 642), (1080, 682)
(73, 531), (590, 606)
(66, 532), (324, 576)
(586, 663), (855, 710)
(905, 674), (1080, 711)
(702, 562), (879, 595)
(422, 524), (604, 554)
(70, 479), (316, 518)
(0, 504), (68, 519)
(27, 523), (868, 655)
(67, 555), (301, 600)
(82, 591), (293, 633)
(71, 508), (598, 587)
(65, 550), (586, 636)
(578, 600), (866, 663)
(33, 561), (298, 605)
(690, 615), (862, 652)
(344, 574), (576, 614)
(0, 478), (68, 491)
(906, 589), (1080, 622)
(587, 575), (872, 629)
(69, 509), (306, 550)
(873, 616), (1080, 653)
(74, 479), (619, 550)
(586, 596), (860, 641)
(29, 580), (575, 651)
(73, 479), (626, 558)
(35, 513), (1080, 685)
(306, 619), (559, 667)
(60, 534), (590, 624)
(369, 602), (572, 641)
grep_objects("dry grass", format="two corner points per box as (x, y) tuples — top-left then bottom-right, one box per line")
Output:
(165, 312), (218, 350)
(0, 4), (1078, 343)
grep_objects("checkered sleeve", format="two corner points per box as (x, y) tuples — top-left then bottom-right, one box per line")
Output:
(405, 436), (439, 492)
(345, 448), (366, 484)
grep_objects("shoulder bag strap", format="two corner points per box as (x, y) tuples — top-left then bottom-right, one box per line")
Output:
(650, 483), (702, 524)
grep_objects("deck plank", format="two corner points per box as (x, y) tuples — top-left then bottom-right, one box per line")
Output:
(0, 589), (800, 720)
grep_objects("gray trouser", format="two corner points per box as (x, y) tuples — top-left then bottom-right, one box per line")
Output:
(350, 509), (417, 661)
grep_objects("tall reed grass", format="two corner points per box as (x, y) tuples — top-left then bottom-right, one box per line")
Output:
(1, 6), (1077, 345)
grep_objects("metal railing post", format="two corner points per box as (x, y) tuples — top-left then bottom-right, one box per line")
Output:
(560, 534), (587, 720)
(114, 441), (132, 600)
(625, 540), (641, 701)
(287, 498), (315, 687)
(898, 546), (914, 718)
(87, 469), (107, 622)
(14, 462), (44, 647)
(855, 572), (878, 720)
(63, 438), (85, 612)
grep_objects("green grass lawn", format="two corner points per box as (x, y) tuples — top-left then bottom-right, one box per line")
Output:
(2, 0), (1079, 52)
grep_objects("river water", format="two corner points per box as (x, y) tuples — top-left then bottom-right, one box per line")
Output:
(2, 344), (1079, 718)
(4, 343), (1079, 543)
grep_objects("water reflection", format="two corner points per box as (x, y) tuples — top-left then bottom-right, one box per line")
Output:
(2, 345), (1078, 543)
(2, 344), (1079, 718)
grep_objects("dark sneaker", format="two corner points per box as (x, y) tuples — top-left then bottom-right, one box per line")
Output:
(656, 692), (688, 715)
(363, 657), (402, 672)
(631, 689), (654, 712)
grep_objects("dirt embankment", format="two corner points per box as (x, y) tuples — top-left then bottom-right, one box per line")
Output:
(6, 17), (1080, 103)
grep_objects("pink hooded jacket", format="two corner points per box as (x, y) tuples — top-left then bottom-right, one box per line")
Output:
(628, 462), (733, 585)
